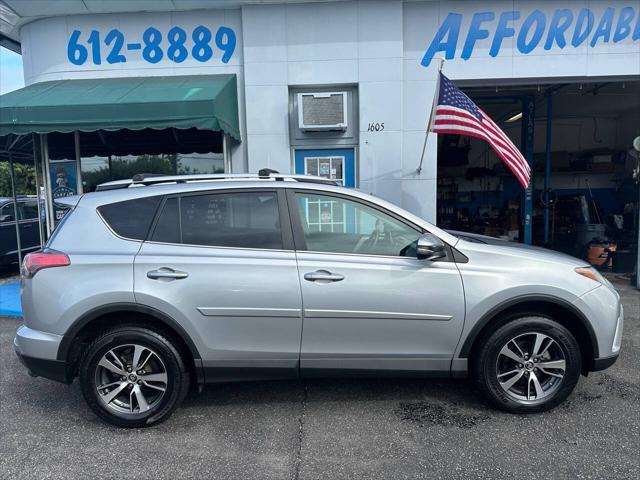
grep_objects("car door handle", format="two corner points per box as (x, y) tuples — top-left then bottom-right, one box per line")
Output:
(147, 268), (189, 280)
(304, 270), (344, 282)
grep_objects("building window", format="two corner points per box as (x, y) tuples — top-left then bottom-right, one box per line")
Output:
(77, 128), (225, 192)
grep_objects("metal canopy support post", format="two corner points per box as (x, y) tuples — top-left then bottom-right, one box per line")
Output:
(74, 131), (84, 195)
(32, 134), (44, 248)
(7, 149), (23, 271)
(42, 134), (55, 235)
(223, 134), (232, 174)
(544, 93), (553, 245)
(521, 96), (535, 245)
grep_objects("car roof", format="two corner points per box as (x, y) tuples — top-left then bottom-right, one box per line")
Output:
(0, 195), (37, 203)
(83, 176), (459, 247)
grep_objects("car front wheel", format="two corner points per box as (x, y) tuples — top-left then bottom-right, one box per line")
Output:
(79, 325), (190, 427)
(473, 316), (582, 413)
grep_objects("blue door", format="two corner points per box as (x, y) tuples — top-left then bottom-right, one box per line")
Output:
(294, 148), (355, 187)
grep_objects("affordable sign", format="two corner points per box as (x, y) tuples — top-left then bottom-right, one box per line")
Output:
(422, 6), (640, 66)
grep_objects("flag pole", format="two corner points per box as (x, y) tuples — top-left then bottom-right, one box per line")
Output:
(416, 57), (445, 175)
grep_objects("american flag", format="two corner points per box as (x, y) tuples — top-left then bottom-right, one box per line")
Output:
(429, 72), (531, 188)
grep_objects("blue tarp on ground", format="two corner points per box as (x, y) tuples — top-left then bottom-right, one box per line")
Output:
(0, 281), (22, 317)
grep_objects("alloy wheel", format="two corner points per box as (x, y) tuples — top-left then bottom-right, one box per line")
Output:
(495, 332), (567, 404)
(95, 344), (168, 415)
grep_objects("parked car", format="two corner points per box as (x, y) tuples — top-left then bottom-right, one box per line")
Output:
(0, 196), (42, 265)
(14, 173), (623, 427)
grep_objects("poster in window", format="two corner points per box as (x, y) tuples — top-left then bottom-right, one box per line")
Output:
(49, 161), (77, 222)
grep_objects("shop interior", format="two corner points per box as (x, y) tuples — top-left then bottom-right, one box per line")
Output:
(436, 80), (640, 274)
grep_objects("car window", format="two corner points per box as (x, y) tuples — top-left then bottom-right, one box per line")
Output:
(19, 200), (39, 220)
(0, 202), (15, 222)
(151, 197), (180, 244)
(153, 191), (283, 250)
(294, 193), (421, 257)
(98, 196), (162, 240)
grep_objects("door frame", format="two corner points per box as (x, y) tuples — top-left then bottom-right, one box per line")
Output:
(293, 147), (358, 188)
(135, 186), (302, 382)
(283, 187), (464, 375)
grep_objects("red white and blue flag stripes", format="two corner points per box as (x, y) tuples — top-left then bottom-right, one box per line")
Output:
(429, 72), (531, 188)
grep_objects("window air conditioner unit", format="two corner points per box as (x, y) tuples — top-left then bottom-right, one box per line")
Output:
(297, 92), (348, 131)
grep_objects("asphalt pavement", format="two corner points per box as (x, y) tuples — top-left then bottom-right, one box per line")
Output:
(1, 275), (638, 479)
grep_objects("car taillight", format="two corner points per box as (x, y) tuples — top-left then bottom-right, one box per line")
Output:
(22, 250), (70, 278)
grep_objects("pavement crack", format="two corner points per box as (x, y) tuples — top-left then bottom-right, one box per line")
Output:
(292, 382), (308, 480)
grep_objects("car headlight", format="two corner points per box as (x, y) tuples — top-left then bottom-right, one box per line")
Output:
(575, 267), (606, 284)
(575, 267), (615, 291)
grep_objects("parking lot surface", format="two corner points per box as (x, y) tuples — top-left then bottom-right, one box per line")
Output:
(1, 276), (638, 480)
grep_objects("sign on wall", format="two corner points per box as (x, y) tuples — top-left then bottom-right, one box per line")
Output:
(67, 25), (236, 66)
(422, 5), (640, 67)
(19, 10), (243, 83)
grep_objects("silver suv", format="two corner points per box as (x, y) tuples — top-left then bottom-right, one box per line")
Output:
(14, 173), (623, 427)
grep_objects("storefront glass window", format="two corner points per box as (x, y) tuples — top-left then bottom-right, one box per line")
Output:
(80, 152), (224, 192)
(78, 128), (224, 192)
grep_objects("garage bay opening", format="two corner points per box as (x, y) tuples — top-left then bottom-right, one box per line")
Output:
(436, 80), (640, 276)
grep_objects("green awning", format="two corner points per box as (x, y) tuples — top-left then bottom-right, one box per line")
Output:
(0, 74), (240, 141)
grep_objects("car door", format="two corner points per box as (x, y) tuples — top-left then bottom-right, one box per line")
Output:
(17, 199), (41, 252)
(0, 202), (18, 261)
(289, 189), (465, 374)
(134, 188), (303, 380)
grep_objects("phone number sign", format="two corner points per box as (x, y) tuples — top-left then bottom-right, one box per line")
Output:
(67, 25), (236, 66)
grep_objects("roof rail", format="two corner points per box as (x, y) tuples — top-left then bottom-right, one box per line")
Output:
(95, 171), (338, 191)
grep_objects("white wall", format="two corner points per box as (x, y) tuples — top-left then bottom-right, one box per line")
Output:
(242, 1), (439, 221)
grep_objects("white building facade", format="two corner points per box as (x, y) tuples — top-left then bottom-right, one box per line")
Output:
(8, 0), (640, 222)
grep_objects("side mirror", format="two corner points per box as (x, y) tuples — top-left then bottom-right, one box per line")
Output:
(416, 233), (446, 261)
(0, 214), (13, 222)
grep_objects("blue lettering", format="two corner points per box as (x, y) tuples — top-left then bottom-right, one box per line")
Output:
(461, 12), (495, 60)
(633, 8), (640, 40)
(613, 7), (635, 42)
(490, 11), (519, 57)
(421, 13), (462, 67)
(590, 7), (615, 46)
(544, 9), (573, 49)
(517, 10), (546, 54)
(572, 8), (594, 46)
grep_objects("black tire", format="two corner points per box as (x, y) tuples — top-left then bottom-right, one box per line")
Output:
(79, 325), (190, 427)
(473, 316), (582, 413)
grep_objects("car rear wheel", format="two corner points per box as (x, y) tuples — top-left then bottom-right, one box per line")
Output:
(79, 325), (190, 427)
(473, 316), (582, 413)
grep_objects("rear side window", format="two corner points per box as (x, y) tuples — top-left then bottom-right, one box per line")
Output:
(19, 200), (39, 220)
(151, 198), (180, 244)
(151, 191), (283, 250)
(98, 196), (161, 240)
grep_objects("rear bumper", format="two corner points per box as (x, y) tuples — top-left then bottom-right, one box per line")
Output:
(14, 346), (72, 383)
(14, 325), (72, 384)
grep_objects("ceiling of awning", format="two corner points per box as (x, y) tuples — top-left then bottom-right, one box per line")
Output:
(0, 74), (240, 141)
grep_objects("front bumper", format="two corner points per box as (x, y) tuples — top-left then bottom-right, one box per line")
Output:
(573, 284), (624, 369)
(592, 353), (619, 371)
(589, 302), (623, 372)
(14, 325), (72, 384)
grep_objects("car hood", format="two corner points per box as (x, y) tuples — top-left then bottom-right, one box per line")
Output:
(448, 230), (590, 267)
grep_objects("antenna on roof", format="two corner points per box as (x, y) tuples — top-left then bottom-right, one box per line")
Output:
(258, 168), (280, 178)
(132, 173), (165, 182)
